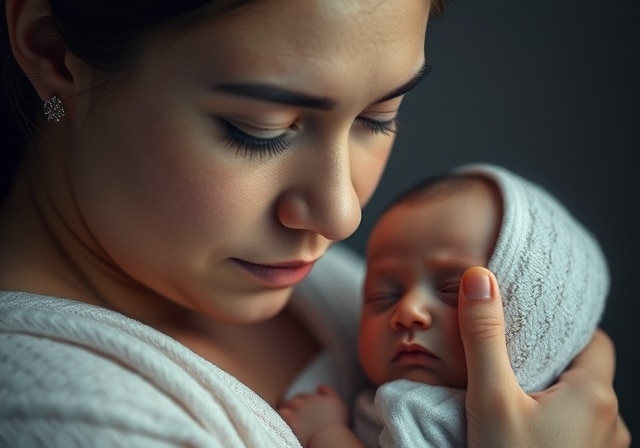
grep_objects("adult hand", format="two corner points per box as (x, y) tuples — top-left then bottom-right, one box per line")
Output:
(458, 266), (631, 448)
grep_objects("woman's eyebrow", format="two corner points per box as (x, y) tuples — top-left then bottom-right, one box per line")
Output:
(213, 83), (336, 110)
(212, 61), (430, 110)
(374, 61), (431, 103)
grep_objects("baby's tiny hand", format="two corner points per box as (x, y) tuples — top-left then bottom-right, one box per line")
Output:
(278, 384), (350, 445)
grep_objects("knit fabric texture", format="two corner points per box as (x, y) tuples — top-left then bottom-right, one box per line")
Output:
(370, 164), (610, 448)
(0, 244), (368, 447)
(456, 163), (610, 391)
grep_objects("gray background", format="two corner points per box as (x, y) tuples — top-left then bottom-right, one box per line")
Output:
(344, 0), (639, 438)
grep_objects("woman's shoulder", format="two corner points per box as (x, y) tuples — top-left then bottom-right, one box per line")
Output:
(0, 291), (302, 447)
(1, 291), (213, 442)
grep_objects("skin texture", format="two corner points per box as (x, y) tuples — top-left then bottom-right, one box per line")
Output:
(3, 0), (427, 324)
(359, 177), (501, 389)
(1, 0), (631, 446)
(279, 176), (631, 448)
(278, 385), (363, 448)
(2, 0), (428, 404)
(280, 177), (502, 446)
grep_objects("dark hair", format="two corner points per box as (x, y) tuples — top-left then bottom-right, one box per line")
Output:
(0, 0), (446, 204)
(0, 0), (257, 204)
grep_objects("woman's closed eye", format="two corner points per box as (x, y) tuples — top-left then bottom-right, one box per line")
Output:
(219, 115), (399, 159)
(355, 116), (398, 136)
(220, 119), (299, 158)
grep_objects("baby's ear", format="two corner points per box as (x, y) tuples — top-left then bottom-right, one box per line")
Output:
(5, 0), (76, 102)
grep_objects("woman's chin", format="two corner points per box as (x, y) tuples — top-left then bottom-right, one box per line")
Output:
(216, 288), (294, 325)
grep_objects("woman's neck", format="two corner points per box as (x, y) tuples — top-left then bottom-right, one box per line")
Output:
(0, 154), (201, 327)
(0, 156), (320, 406)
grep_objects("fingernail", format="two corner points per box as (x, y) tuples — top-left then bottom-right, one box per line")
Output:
(463, 272), (491, 300)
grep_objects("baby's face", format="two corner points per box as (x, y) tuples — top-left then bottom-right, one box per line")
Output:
(358, 178), (501, 388)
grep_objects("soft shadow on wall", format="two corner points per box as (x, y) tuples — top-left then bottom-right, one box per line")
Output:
(345, 0), (639, 437)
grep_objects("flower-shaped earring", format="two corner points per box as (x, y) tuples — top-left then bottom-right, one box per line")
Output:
(43, 96), (66, 122)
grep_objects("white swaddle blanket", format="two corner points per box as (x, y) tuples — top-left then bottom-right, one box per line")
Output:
(372, 163), (610, 447)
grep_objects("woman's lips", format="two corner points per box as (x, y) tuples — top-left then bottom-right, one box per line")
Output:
(232, 258), (316, 288)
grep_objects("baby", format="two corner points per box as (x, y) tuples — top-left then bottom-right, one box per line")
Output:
(278, 164), (610, 447)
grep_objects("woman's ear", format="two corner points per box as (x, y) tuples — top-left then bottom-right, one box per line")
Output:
(6, 0), (76, 102)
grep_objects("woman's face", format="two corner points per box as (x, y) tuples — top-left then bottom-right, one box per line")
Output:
(62, 0), (430, 323)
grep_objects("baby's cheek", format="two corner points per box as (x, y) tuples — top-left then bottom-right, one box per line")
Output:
(357, 323), (387, 386)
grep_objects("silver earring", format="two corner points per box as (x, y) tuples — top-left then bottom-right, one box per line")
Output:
(43, 96), (65, 122)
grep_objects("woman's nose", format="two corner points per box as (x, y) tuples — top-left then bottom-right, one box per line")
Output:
(276, 140), (361, 241)
(390, 293), (433, 331)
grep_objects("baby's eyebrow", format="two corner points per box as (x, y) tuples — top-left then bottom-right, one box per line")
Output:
(212, 60), (430, 110)
(426, 257), (481, 275)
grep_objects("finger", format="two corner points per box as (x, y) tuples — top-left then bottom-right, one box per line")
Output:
(565, 329), (616, 383)
(458, 266), (520, 398)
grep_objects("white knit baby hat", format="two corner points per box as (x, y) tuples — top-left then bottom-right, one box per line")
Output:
(454, 163), (610, 392)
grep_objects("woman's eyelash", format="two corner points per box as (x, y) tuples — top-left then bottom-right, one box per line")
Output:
(358, 117), (399, 136)
(220, 116), (398, 158)
(220, 121), (292, 159)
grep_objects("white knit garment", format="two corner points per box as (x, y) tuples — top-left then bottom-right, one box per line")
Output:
(460, 163), (609, 391)
(372, 163), (610, 447)
(0, 244), (369, 447)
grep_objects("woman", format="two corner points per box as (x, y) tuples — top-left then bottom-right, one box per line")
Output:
(0, 0), (630, 446)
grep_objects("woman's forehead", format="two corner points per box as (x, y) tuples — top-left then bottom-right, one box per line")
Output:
(143, 0), (430, 104)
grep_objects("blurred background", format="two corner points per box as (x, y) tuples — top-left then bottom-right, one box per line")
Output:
(344, 0), (639, 438)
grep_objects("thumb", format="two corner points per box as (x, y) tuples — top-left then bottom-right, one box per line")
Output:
(458, 266), (520, 400)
